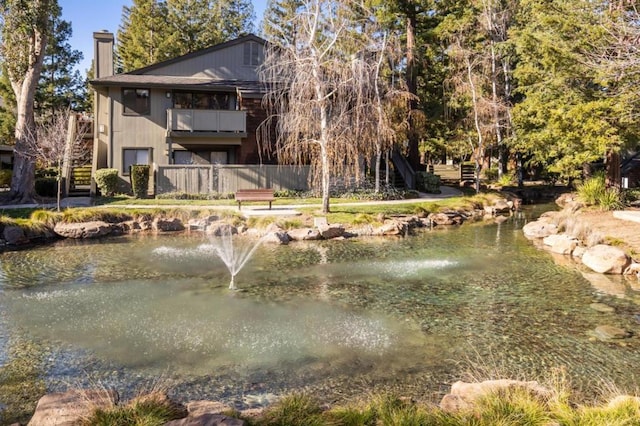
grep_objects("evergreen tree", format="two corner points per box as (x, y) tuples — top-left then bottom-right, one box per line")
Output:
(164, 0), (254, 58)
(510, 0), (630, 183)
(261, 0), (303, 45)
(36, 15), (85, 116)
(117, 0), (254, 71)
(116, 0), (169, 72)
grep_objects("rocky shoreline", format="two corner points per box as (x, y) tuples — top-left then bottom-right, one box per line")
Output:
(0, 196), (518, 247)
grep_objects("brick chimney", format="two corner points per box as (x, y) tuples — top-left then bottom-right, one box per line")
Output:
(93, 31), (114, 78)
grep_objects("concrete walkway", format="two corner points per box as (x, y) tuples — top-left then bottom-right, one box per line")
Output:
(0, 186), (464, 217)
(613, 210), (640, 224)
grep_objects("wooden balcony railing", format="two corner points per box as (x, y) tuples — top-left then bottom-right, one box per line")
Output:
(167, 109), (246, 133)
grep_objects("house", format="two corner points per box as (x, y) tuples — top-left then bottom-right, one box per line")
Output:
(90, 31), (293, 195)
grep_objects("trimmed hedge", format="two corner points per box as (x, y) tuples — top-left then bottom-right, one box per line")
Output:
(416, 172), (441, 194)
(35, 177), (57, 197)
(94, 168), (119, 196)
(130, 165), (150, 198)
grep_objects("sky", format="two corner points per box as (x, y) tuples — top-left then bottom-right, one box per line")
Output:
(58, 0), (268, 75)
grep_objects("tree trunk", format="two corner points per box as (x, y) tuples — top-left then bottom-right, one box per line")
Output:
(406, 10), (420, 172)
(9, 27), (48, 204)
(605, 149), (621, 189)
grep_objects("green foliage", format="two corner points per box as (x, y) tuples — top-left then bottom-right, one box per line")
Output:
(415, 171), (441, 194)
(35, 15), (85, 114)
(258, 393), (324, 426)
(577, 174), (622, 210)
(34, 177), (57, 197)
(94, 168), (119, 196)
(0, 169), (12, 186)
(577, 174), (606, 205)
(84, 392), (183, 426)
(130, 164), (150, 198)
(497, 173), (516, 187)
(117, 0), (254, 72)
(29, 209), (61, 226)
(59, 208), (133, 224)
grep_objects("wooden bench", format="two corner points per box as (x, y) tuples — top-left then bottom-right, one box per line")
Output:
(235, 189), (275, 210)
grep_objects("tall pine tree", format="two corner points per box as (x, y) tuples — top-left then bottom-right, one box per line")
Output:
(117, 0), (254, 72)
(36, 15), (85, 116)
(116, 0), (169, 71)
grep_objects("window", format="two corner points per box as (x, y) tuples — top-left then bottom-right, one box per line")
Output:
(173, 91), (235, 110)
(123, 148), (151, 174)
(243, 41), (261, 66)
(122, 89), (150, 115)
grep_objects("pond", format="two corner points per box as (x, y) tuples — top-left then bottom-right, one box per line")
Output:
(1, 208), (639, 408)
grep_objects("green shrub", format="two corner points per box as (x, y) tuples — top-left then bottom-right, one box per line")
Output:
(577, 173), (606, 205)
(259, 393), (324, 426)
(84, 392), (183, 426)
(35, 177), (57, 197)
(577, 174), (623, 210)
(94, 168), (119, 196)
(497, 173), (515, 187)
(483, 167), (499, 181)
(130, 164), (150, 199)
(598, 188), (623, 211)
(415, 172), (441, 194)
(0, 169), (11, 187)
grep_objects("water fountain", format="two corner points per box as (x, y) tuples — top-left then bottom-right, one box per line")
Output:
(208, 225), (265, 290)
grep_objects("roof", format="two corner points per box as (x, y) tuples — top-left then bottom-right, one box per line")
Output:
(91, 75), (266, 93)
(90, 34), (268, 94)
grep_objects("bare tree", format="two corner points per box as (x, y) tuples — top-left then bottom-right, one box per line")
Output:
(18, 109), (90, 210)
(260, 0), (407, 212)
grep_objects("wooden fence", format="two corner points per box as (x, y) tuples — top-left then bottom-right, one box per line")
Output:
(156, 164), (311, 194)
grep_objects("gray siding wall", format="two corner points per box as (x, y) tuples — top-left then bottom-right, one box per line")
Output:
(110, 87), (172, 176)
(146, 41), (263, 80)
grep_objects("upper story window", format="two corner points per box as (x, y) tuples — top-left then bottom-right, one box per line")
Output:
(243, 41), (261, 66)
(123, 88), (150, 115)
(173, 91), (236, 110)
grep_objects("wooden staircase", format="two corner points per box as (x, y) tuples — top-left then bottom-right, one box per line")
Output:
(63, 114), (93, 197)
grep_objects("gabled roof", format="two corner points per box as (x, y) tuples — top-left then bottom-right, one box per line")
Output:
(90, 33), (268, 93)
(128, 33), (267, 75)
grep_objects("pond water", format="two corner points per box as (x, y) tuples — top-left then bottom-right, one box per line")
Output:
(1, 208), (640, 407)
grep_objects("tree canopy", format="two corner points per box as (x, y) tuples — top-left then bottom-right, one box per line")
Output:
(117, 0), (255, 72)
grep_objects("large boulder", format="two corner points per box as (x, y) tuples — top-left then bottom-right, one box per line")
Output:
(318, 224), (344, 239)
(440, 380), (549, 413)
(522, 220), (558, 239)
(3, 225), (28, 245)
(28, 389), (118, 426)
(207, 224), (237, 237)
(582, 244), (631, 274)
(542, 234), (579, 255)
(53, 221), (113, 239)
(428, 212), (465, 226)
(262, 231), (290, 245)
(287, 228), (322, 241)
(375, 219), (407, 236)
(153, 217), (185, 232)
(593, 325), (631, 340)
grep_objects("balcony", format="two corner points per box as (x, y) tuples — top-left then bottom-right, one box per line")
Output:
(166, 109), (247, 137)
